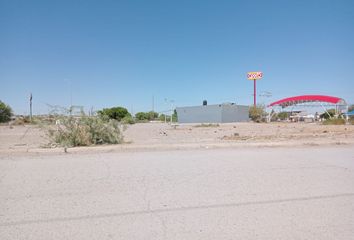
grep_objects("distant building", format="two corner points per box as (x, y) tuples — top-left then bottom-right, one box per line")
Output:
(176, 102), (249, 123)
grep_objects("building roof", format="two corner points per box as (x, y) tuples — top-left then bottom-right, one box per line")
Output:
(269, 95), (345, 108)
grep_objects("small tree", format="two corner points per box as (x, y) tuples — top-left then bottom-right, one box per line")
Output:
(249, 105), (266, 122)
(135, 112), (148, 121)
(147, 111), (159, 120)
(98, 107), (130, 121)
(0, 100), (13, 123)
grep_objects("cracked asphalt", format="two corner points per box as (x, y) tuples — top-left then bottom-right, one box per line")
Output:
(1, 146), (354, 239)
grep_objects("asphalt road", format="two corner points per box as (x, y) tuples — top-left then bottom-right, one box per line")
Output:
(1, 146), (354, 239)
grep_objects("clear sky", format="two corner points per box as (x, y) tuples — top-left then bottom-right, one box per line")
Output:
(1, 0), (353, 115)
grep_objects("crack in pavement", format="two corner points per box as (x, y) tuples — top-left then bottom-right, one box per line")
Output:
(1, 192), (353, 227)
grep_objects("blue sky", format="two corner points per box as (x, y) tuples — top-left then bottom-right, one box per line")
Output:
(1, 0), (353, 115)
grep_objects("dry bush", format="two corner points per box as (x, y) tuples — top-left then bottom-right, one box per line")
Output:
(249, 105), (266, 122)
(10, 116), (32, 126)
(45, 115), (124, 147)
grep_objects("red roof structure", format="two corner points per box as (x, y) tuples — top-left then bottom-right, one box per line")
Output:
(269, 95), (346, 108)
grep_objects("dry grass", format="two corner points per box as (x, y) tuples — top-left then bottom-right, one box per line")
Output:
(322, 118), (346, 125)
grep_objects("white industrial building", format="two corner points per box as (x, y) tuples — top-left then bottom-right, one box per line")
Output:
(176, 102), (249, 123)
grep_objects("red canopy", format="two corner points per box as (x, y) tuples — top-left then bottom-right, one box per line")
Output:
(269, 95), (345, 108)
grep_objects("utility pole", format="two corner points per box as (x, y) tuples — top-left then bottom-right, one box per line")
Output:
(259, 91), (272, 105)
(152, 95), (154, 113)
(70, 81), (72, 115)
(65, 79), (73, 115)
(29, 93), (33, 122)
(170, 100), (174, 124)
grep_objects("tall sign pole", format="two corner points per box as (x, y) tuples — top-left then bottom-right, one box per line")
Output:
(247, 72), (263, 107)
(254, 79), (256, 106)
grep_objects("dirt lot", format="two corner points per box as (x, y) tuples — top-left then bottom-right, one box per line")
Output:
(0, 122), (353, 153)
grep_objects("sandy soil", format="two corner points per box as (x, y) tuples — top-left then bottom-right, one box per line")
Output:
(0, 122), (353, 154)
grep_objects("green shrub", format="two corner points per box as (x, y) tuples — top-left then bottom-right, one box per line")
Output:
(277, 112), (289, 120)
(320, 109), (336, 119)
(0, 100), (13, 123)
(135, 112), (148, 121)
(45, 115), (124, 147)
(121, 115), (135, 124)
(159, 114), (168, 122)
(135, 111), (159, 121)
(322, 118), (345, 125)
(158, 111), (177, 122)
(98, 107), (130, 121)
(147, 111), (159, 120)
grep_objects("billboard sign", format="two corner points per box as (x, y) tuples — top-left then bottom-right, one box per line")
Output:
(247, 72), (263, 80)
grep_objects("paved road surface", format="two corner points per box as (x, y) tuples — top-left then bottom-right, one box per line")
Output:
(1, 146), (354, 239)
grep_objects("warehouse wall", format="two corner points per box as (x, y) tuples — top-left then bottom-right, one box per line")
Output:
(176, 105), (222, 123)
(221, 104), (249, 122)
(176, 104), (249, 123)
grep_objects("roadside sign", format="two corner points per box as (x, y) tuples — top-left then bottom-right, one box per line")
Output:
(247, 72), (263, 80)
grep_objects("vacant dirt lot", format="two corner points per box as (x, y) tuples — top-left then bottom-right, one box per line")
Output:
(0, 122), (353, 153)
